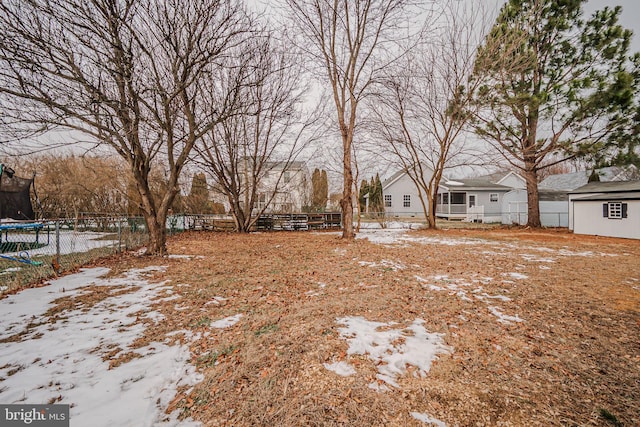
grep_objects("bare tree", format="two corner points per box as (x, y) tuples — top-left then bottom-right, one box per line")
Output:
(0, 0), (248, 254)
(196, 29), (318, 232)
(284, 0), (416, 238)
(370, 1), (490, 228)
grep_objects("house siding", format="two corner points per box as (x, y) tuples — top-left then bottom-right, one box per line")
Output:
(257, 165), (310, 213)
(382, 173), (430, 217)
(496, 173), (526, 189)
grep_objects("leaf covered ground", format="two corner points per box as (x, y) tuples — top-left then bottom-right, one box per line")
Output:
(10, 227), (640, 426)
(142, 228), (639, 426)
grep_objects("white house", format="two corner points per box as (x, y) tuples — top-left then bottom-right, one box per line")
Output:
(381, 167), (435, 217)
(436, 172), (526, 223)
(569, 181), (640, 239)
(256, 161), (310, 213)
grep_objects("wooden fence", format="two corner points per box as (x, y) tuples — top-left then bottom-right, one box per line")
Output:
(186, 213), (342, 232)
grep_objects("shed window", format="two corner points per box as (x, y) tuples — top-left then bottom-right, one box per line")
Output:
(384, 194), (392, 207)
(603, 202), (627, 219)
(490, 193), (499, 202)
(403, 195), (411, 208)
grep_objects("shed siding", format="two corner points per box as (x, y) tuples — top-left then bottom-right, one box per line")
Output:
(573, 200), (640, 239)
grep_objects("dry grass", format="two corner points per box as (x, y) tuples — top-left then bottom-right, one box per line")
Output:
(65, 228), (640, 426)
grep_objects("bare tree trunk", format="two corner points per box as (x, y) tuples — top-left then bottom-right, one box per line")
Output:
(428, 196), (437, 229)
(341, 130), (355, 238)
(145, 214), (167, 254)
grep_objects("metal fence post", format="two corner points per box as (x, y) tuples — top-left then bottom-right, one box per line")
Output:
(55, 220), (61, 268)
(117, 219), (122, 254)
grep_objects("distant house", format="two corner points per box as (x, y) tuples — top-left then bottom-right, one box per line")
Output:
(436, 172), (526, 223)
(381, 167), (435, 217)
(256, 161), (310, 213)
(569, 181), (640, 239)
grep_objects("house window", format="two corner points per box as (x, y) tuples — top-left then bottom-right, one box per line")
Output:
(490, 193), (499, 202)
(451, 192), (465, 205)
(603, 202), (627, 219)
(403, 195), (411, 208)
(442, 193), (449, 204)
(283, 171), (291, 184)
(384, 194), (392, 207)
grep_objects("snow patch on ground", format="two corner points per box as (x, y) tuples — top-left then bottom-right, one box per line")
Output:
(358, 259), (406, 271)
(167, 254), (205, 260)
(210, 314), (243, 329)
(420, 275), (522, 325)
(357, 228), (488, 247)
(503, 272), (528, 280)
(488, 306), (525, 325)
(204, 296), (227, 306)
(411, 412), (447, 426)
(3, 231), (117, 257)
(358, 229), (623, 262)
(331, 317), (451, 390)
(323, 361), (357, 377)
(0, 267), (203, 427)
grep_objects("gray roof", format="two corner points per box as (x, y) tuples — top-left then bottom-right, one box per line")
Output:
(570, 180), (640, 194)
(572, 192), (640, 201)
(264, 160), (307, 170)
(440, 178), (512, 192)
(473, 171), (507, 182)
(382, 165), (435, 190)
(539, 166), (639, 191)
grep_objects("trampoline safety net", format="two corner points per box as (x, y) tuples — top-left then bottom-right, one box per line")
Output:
(0, 164), (35, 221)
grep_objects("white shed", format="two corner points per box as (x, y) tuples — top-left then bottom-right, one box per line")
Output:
(569, 181), (640, 239)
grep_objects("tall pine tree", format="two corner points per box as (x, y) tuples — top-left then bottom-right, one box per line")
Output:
(470, 1), (640, 227)
(358, 179), (370, 213)
(311, 168), (329, 212)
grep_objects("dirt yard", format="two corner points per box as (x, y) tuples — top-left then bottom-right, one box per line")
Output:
(77, 228), (640, 425)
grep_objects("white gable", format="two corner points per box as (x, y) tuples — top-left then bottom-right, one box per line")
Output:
(495, 172), (526, 189)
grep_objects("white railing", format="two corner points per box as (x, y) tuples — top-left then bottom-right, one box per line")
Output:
(465, 206), (484, 222)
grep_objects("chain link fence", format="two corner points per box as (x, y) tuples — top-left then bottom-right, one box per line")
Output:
(0, 216), (161, 293)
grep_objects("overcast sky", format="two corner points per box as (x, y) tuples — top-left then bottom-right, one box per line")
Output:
(567, 0), (638, 51)
(568, 0), (640, 52)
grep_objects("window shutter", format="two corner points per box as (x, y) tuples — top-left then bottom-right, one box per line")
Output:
(622, 203), (628, 218)
(603, 203), (608, 217)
